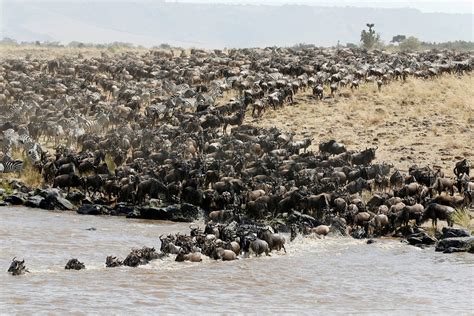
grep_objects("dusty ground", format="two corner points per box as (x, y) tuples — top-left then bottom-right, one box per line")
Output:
(245, 74), (474, 175)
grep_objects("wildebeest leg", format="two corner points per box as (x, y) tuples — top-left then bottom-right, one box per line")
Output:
(282, 244), (286, 253)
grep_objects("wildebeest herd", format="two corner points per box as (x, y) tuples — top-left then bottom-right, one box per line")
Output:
(1, 47), (473, 275)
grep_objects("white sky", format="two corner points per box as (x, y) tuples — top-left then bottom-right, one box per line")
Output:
(5, 0), (472, 14)
(166, 0), (473, 14)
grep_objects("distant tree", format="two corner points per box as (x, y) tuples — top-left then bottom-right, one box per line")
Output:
(346, 42), (358, 49)
(109, 41), (134, 48)
(292, 43), (315, 50)
(419, 40), (474, 51)
(68, 41), (85, 48)
(399, 36), (421, 51)
(159, 43), (171, 49)
(0, 37), (18, 45)
(360, 23), (381, 49)
(391, 35), (406, 43)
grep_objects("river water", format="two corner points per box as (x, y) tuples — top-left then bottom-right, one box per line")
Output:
(1, 207), (473, 314)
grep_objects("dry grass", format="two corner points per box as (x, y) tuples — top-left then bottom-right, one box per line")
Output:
(20, 162), (43, 188)
(452, 209), (473, 230)
(247, 74), (474, 174)
(104, 154), (116, 174)
(0, 44), (163, 60)
(0, 181), (14, 200)
(2, 150), (43, 188)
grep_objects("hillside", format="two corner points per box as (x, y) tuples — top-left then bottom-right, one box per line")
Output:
(243, 74), (474, 174)
(2, 1), (473, 48)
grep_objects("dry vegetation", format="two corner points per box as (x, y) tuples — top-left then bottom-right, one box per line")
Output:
(0, 44), (177, 60)
(452, 209), (473, 231)
(246, 74), (474, 175)
(1, 150), (43, 188)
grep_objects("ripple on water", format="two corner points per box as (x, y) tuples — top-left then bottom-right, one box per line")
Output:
(1, 207), (473, 314)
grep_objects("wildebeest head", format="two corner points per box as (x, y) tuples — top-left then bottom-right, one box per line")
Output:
(8, 257), (28, 275)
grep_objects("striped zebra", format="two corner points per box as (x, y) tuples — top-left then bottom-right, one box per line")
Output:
(76, 114), (109, 134)
(2, 129), (19, 156)
(0, 158), (23, 174)
(18, 132), (42, 164)
(42, 121), (66, 145)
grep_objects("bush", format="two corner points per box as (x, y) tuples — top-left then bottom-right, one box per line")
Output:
(452, 208), (472, 229)
(399, 36), (421, 51)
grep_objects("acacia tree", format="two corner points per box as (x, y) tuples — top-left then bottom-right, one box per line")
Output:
(360, 23), (381, 49)
(391, 35), (406, 43)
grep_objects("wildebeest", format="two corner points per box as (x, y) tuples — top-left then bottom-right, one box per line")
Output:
(453, 159), (470, 178)
(7, 258), (29, 275)
(258, 228), (286, 253)
(242, 237), (270, 257)
(136, 178), (168, 204)
(123, 247), (160, 267)
(400, 204), (424, 227)
(308, 225), (330, 236)
(390, 170), (404, 189)
(421, 203), (455, 228)
(53, 173), (83, 192)
(353, 211), (372, 228)
(65, 258), (85, 270)
(368, 214), (389, 235)
(350, 148), (377, 166)
(319, 140), (346, 155)
(431, 177), (456, 196)
(312, 85), (323, 100)
(160, 235), (182, 254)
(105, 256), (123, 267)
(175, 251), (203, 262)
(345, 177), (371, 194)
(212, 247), (237, 261)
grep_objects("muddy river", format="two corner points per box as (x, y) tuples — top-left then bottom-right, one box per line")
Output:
(1, 207), (473, 314)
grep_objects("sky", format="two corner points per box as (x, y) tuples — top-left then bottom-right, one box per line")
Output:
(166, 0), (473, 14)
(2, 0), (473, 14)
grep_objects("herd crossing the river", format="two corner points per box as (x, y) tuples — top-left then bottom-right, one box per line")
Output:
(1, 47), (473, 275)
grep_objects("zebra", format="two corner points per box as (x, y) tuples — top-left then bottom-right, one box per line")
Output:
(2, 129), (19, 156)
(41, 121), (65, 145)
(26, 143), (42, 164)
(17, 132), (42, 164)
(76, 114), (109, 134)
(0, 158), (23, 175)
